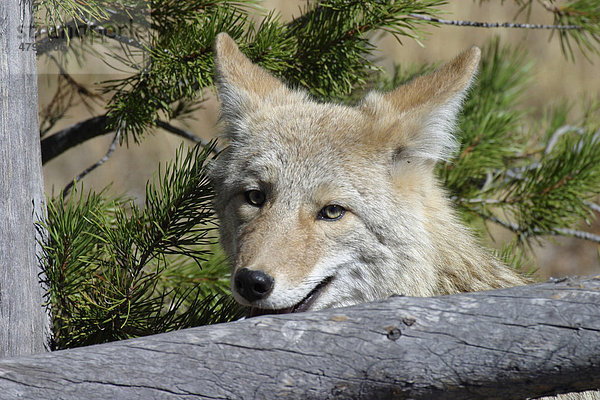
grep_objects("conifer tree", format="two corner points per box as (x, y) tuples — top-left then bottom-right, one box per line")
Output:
(34, 0), (600, 349)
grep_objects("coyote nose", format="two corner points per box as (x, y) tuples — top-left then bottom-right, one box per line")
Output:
(234, 268), (274, 302)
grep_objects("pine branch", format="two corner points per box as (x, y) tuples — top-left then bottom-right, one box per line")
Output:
(41, 116), (215, 164)
(411, 0), (600, 60)
(41, 145), (244, 349)
(544, 125), (588, 154)
(36, 0), (113, 27)
(476, 0), (600, 59)
(408, 13), (581, 30)
(584, 200), (600, 214)
(483, 214), (600, 244)
(41, 115), (110, 164)
(102, 0), (447, 144)
(104, 3), (254, 145)
(284, 0), (444, 99)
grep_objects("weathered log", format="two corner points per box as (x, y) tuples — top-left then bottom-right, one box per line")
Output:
(0, 276), (599, 399)
(0, 0), (50, 357)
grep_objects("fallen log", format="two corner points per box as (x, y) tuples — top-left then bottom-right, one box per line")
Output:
(1, 276), (599, 399)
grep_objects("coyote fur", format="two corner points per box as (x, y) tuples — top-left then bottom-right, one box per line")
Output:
(209, 32), (598, 400)
(210, 33), (526, 314)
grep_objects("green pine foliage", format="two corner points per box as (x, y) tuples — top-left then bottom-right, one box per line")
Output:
(443, 41), (600, 242)
(35, 0), (112, 27)
(40, 144), (243, 349)
(281, 0), (444, 98)
(104, 0), (445, 144)
(36, 0), (600, 348)
(364, 38), (600, 263)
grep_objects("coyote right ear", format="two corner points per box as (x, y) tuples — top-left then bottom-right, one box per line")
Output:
(360, 47), (481, 163)
(213, 33), (290, 121)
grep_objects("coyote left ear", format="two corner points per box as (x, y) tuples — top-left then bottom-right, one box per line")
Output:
(213, 33), (290, 121)
(361, 47), (481, 163)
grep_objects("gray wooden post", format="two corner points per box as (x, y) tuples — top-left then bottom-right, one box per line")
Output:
(0, 0), (50, 357)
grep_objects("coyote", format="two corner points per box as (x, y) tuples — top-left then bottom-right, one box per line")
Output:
(209, 32), (526, 315)
(209, 32), (598, 400)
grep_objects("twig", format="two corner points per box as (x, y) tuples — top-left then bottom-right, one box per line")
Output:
(537, 0), (583, 18)
(584, 201), (600, 215)
(39, 72), (75, 138)
(538, 0), (561, 14)
(155, 120), (222, 154)
(408, 13), (581, 30)
(545, 125), (586, 154)
(459, 125), (593, 185)
(455, 197), (502, 205)
(503, 163), (540, 181)
(63, 132), (121, 196)
(459, 196), (600, 220)
(46, 53), (101, 99)
(484, 214), (600, 244)
(549, 227), (600, 243)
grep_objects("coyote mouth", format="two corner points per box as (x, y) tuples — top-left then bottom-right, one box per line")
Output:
(249, 276), (333, 318)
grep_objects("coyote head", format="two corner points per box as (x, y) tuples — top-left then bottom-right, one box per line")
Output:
(209, 33), (485, 316)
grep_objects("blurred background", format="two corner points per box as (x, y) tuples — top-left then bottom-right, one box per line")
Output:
(38, 1), (600, 279)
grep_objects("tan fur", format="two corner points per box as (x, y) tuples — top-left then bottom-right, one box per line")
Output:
(210, 32), (597, 400)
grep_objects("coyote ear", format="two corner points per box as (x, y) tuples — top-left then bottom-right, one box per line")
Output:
(213, 33), (290, 120)
(361, 46), (481, 163)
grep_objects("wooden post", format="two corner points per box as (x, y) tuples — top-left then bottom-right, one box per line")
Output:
(0, 0), (50, 357)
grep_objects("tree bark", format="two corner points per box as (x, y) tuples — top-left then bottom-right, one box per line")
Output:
(0, 0), (49, 357)
(39, 115), (215, 164)
(40, 114), (110, 164)
(0, 276), (598, 399)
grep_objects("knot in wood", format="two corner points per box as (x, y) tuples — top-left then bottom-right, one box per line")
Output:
(386, 326), (401, 341)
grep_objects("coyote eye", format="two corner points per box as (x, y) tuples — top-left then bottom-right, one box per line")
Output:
(245, 190), (265, 207)
(318, 204), (345, 221)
